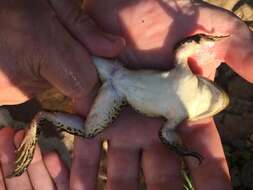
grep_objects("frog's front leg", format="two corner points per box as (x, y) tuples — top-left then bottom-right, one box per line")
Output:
(10, 111), (85, 177)
(159, 119), (203, 164)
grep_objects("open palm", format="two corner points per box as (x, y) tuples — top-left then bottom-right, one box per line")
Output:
(50, 0), (253, 189)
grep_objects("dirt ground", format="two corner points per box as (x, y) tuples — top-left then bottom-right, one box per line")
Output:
(1, 0), (253, 189)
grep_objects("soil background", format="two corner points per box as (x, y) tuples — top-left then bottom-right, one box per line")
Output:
(1, 0), (253, 189)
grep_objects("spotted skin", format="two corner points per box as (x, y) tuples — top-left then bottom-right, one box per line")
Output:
(7, 116), (40, 177)
(9, 111), (85, 177)
(10, 34), (230, 177)
(85, 83), (127, 138)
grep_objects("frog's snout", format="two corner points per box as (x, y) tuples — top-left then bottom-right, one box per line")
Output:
(216, 85), (230, 111)
(221, 88), (230, 109)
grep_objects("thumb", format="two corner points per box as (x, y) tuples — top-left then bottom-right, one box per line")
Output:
(40, 18), (99, 115)
(48, 0), (125, 57)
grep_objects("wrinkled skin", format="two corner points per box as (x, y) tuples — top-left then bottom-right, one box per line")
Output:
(0, 0), (124, 106)
(49, 0), (253, 190)
(0, 0), (123, 189)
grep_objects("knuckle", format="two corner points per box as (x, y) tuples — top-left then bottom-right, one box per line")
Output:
(62, 5), (96, 33)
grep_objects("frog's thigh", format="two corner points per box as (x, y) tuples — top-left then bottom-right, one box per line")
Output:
(85, 83), (126, 138)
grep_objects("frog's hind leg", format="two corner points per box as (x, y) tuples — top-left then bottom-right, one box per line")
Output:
(85, 82), (126, 138)
(42, 111), (86, 136)
(9, 111), (85, 177)
(8, 114), (44, 177)
(159, 120), (203, 164)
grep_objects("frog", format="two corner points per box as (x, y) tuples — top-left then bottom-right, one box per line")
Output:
(9, 33), (229, 177)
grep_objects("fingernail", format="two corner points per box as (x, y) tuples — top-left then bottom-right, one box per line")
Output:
(105, 34), (126, 47)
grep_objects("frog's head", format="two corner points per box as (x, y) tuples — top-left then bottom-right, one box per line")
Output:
(174, 34), (229, 64)
(189, 76), (230, 121)
(208, 80), (230, 115)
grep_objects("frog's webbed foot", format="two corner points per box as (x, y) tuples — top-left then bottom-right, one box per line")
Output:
(7, 115), (45, 177)
(159, 121), (203, 165)
(8, 111), (85, 177)
(85, 83), (126, 138)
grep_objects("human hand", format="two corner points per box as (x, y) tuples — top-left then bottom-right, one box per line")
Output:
(0, 128), (69, 190)
(50, 0), (253, 189)
(0, 0), (124, 112)
(84, 0), (252, 81)
(0, 0), (125, 188)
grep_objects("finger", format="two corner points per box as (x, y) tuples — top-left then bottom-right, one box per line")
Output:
(37, 3), (99, 108)
(70, 137), (101, 190)
(142, 143), (183, 190)
(44, 152), (69, 190)
(179, 118), (231, 190)
(197, 3), (253, 82)
(40, 18), (99, 103)
(0, 165), (6, 190)
(48, 0), (125, 57)
(0, 128), (32, 189)
(106, 141), (140, 190)
(14, 131), (55, 190)
(223, 31), (253, 82)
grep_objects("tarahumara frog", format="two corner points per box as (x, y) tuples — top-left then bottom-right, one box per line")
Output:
(9, 34), (229, 177)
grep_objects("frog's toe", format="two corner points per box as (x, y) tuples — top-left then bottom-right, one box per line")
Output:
(11, 133), (37, 177)
(165, 142), (203, 165)
(7, 120), (39, 178)
(159, 127), (203, 165)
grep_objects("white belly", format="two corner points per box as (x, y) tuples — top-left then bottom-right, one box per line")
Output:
(112, 70), (190, 118)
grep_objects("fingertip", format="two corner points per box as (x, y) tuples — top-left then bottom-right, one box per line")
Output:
(84, 31), (125, 58)
(0, 127), (14, 137)
(0, 128), (32, 186)
(102, 33), (126, 56)
(44, 151), (69, 179)
(26, 147), (56, 189)
(44, 151), (59, 161)
(49, 0), (125, 57)
(111, 36), (126, 56)
(14, 130), (25, 148)
(0, 127), (15, 151)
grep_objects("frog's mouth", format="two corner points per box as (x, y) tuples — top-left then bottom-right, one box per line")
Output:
(189, 76), (230, 121)
(216, 84), (230, 111)
(207, 78), (230, 116)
